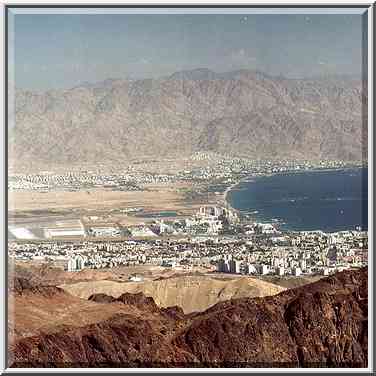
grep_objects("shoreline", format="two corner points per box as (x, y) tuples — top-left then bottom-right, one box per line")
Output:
(220, 166), (367, 229)
(8, 166), (366, 231)
(222, 181), (242, 211)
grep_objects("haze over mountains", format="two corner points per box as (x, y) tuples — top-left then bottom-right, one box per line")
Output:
(10, 69), (367, 169)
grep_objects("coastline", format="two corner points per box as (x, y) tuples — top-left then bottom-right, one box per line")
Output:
(222, 182), (240, 209)
(220, 165), (367, 228)
(220, 177), (250, 213)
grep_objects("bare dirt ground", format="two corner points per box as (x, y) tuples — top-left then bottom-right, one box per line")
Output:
(60, 274), (286, 314)
(10, 261), (214, 287)
(9, 183), (189, 212)
(8, 181), (215, 228)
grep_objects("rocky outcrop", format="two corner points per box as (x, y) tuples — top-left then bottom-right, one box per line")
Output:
(116, 292), (160, 313)
(10, 277), (35, 294)
(9, 276), (64, 298)
(9, 268), (367, 368)
(88, 293), (116, 304)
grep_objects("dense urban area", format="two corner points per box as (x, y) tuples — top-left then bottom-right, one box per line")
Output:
(9, 204), (367, 277)
(9, 155), (367, 278)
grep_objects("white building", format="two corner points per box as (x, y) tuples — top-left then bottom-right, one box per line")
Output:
(129, 275), (143, 282)
(88, 226), (120, 237)
(276, 266), (285, 276)
(247, 264), (257, 274)
(129, 226), (158, 237)
(228, 259), (242, 274)
(9, 227), (37, 240)
(260, 264), (269, 275)
(299, 259), (307, 271)
(293, 267), (302, 277)
(255, 223), (277, 234)
(44, 219), (86, 239)
(67, 255), (85, 272)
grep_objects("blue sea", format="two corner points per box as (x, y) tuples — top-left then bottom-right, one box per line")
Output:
(226, 168), (368, 232)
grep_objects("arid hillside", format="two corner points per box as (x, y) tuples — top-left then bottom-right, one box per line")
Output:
(9, 268), (368, 368)
(10, 69), (366, 169)
(60, 275), (286, 313)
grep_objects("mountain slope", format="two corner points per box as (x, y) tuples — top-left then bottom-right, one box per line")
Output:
(60, 275), (286, 313)
(9, 268), (368, 368)
(10, 70), (366, 169)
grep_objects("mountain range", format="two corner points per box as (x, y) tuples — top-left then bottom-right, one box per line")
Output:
(10, 69), (367, 169)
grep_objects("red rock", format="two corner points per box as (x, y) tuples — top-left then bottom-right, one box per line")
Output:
(9, 268), (368, 368)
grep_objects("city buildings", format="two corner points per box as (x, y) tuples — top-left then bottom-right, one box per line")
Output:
(67, 254), (85, 272)
(8, 222), (367, 276)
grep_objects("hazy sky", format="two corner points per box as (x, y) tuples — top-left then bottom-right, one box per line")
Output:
(9, 10), (367, 91)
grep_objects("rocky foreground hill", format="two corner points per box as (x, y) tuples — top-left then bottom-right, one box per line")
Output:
(9, 267), (367, 368)
(10, 69), (367, 169)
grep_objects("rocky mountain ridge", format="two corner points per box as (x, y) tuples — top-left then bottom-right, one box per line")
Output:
(10, 69), (367, 169)
(9, 268), (368, 368)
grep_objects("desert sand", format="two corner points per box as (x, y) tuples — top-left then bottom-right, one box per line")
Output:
(60, 274), (286, 314)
